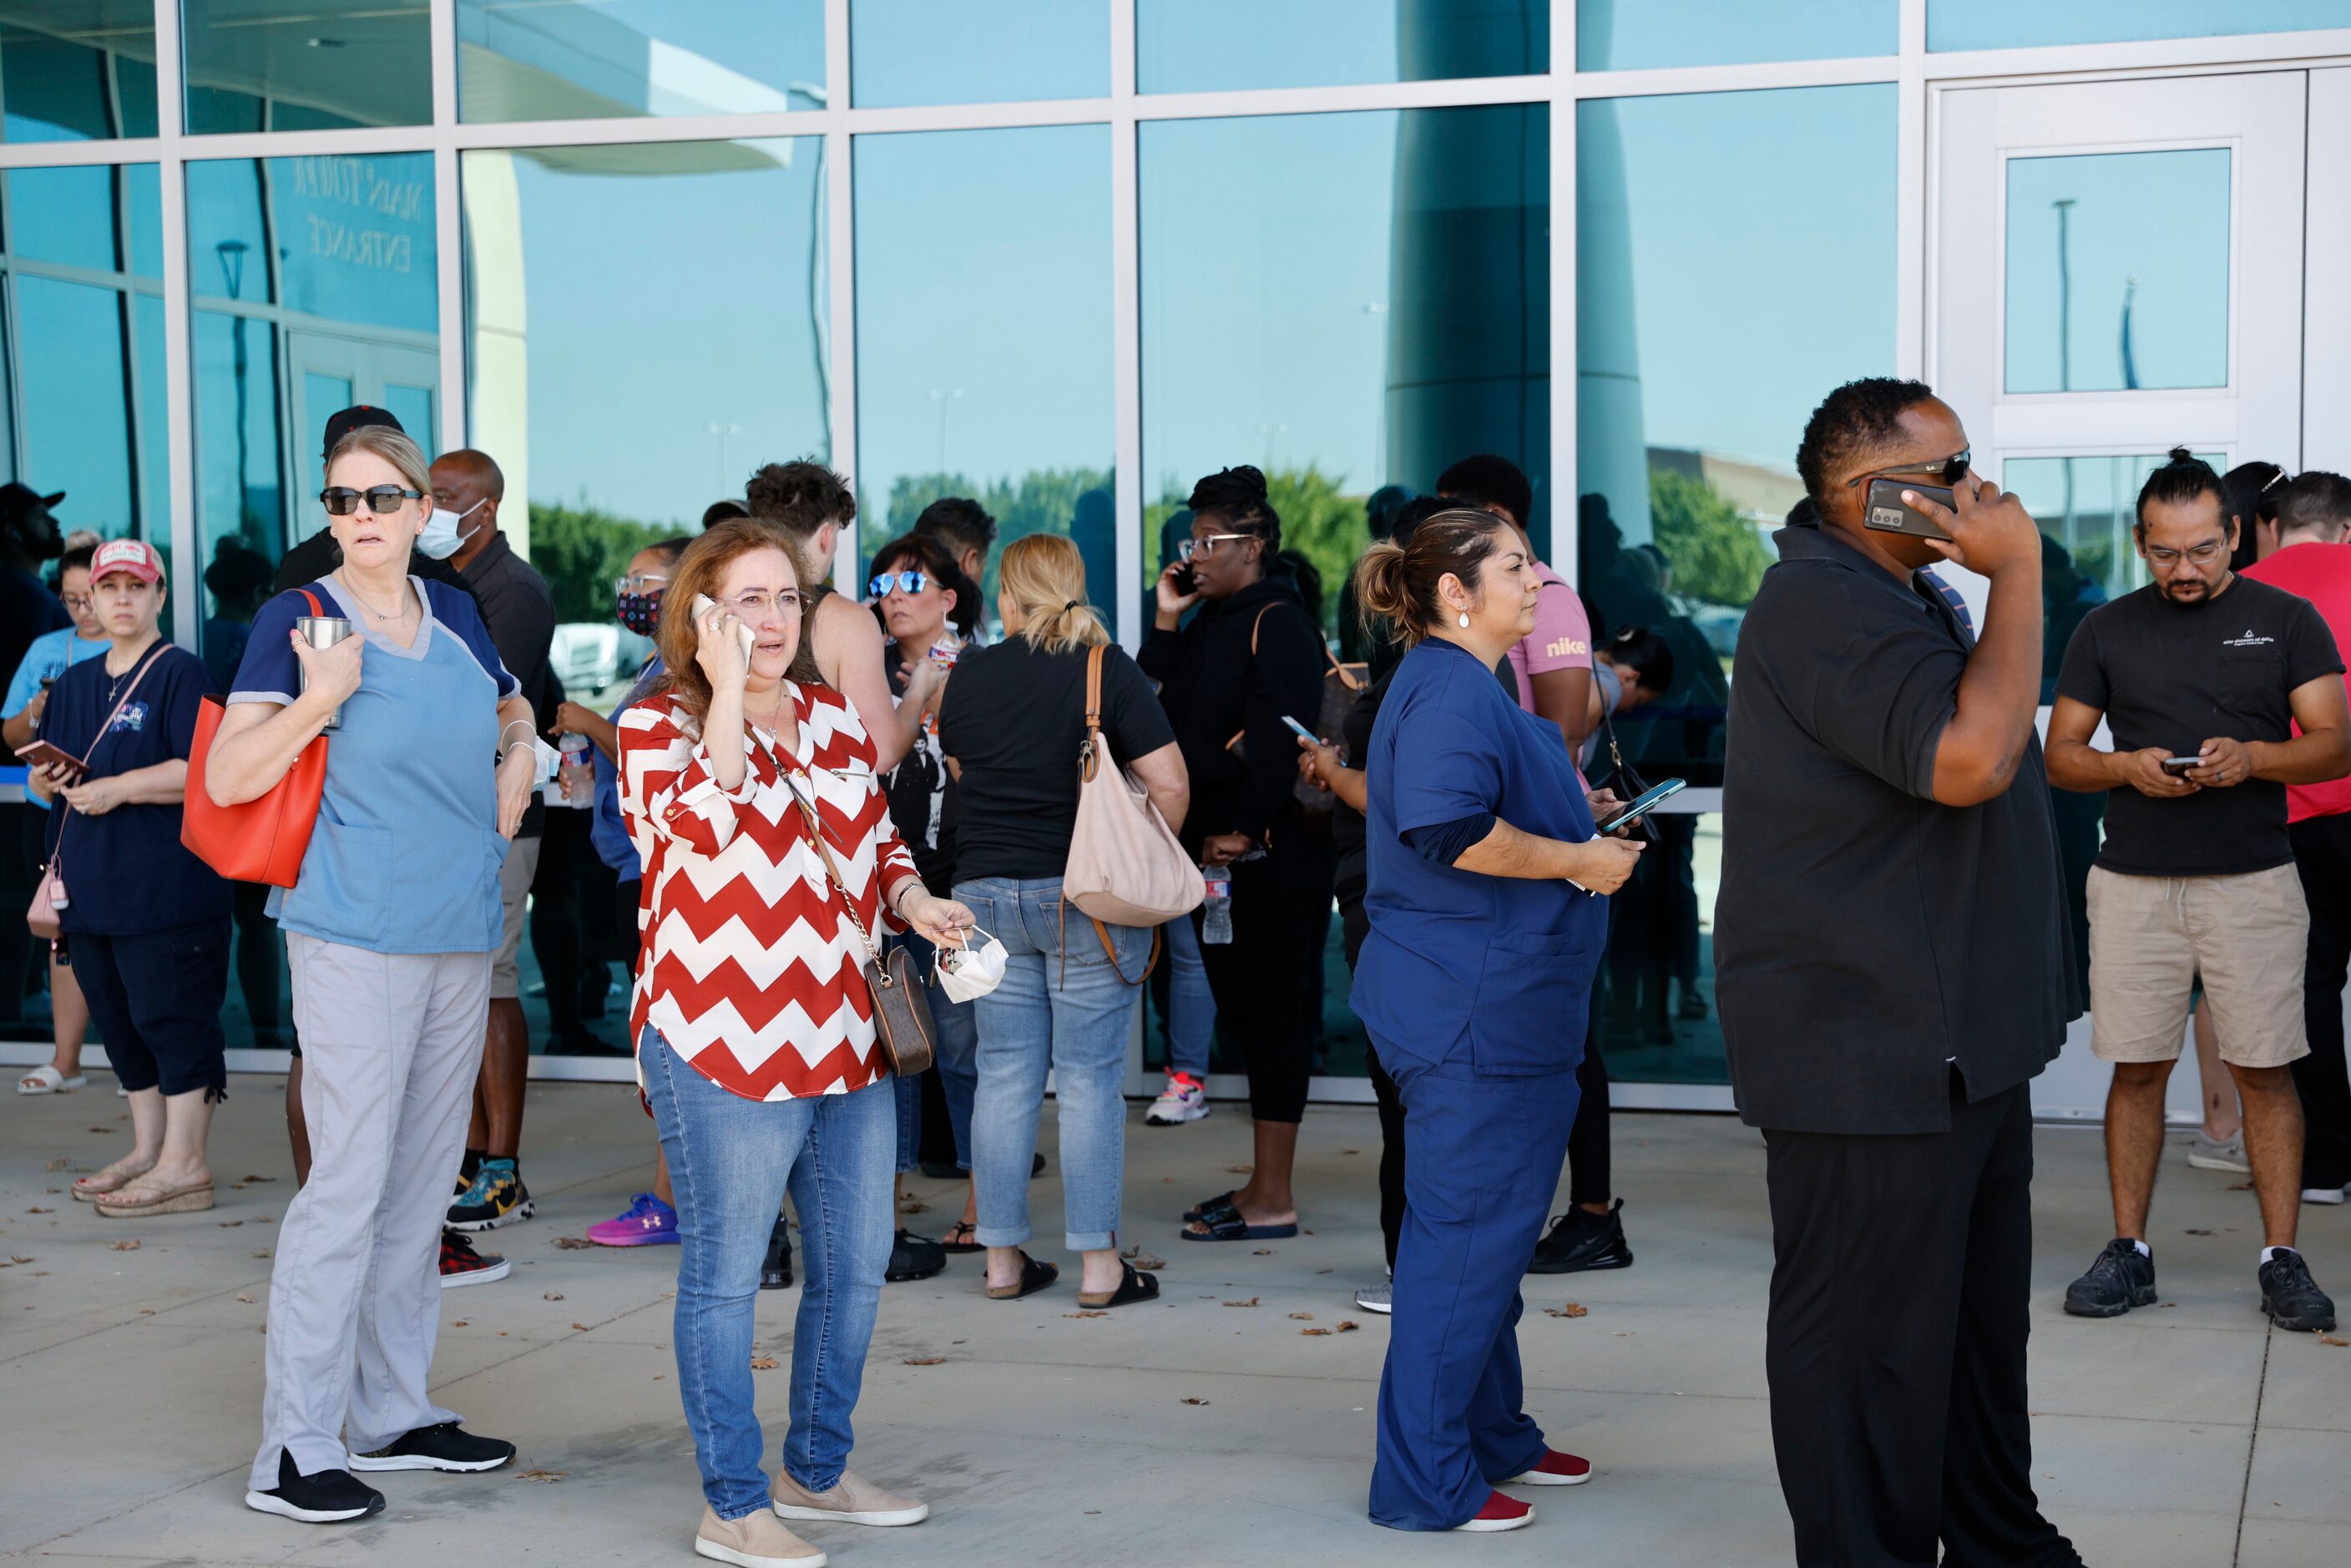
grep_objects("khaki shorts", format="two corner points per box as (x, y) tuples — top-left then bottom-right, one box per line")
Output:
(2086, 863), (2309, 1069)
(489, 834), (544, 1000)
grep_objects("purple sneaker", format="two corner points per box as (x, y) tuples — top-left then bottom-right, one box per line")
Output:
(588, 1191), (679, 1247)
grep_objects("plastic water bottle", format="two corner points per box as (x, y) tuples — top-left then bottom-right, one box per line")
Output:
(1201, 866), (1233, 944)
(559, 732), (593, 806)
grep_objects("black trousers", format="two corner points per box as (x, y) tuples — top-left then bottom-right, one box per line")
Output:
(1196, 832), (1332, 1124)
(1566, 1023), (1610, 1206)
(2291, 812), (2351, 1190)
(1763, 1077), (2079, 1568)
(74, 917), (232, 1100)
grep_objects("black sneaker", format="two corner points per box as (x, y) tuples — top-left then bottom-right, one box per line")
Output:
(761, 1216), (794, 1290)
(1529, 1200), (1635, 1275)
(887, 1228), (948, 1283)
(438, 1227), (509, 1289)
(2259, 1249), (2338, 1333)
(447, 1161), (534, 1232)
(2065, 1237), (2157, 1318)
(245, 1449), (385, 1523)
(349, 1422), (516, 1473)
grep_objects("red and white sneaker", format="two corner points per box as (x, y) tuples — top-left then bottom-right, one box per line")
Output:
(1144, 1072), (1211, 1125)
(1454, 1491), (1534, 1532)
(1503, 1449), (1591, 1486)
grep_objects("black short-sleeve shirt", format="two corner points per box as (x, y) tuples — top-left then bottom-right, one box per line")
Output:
(2055, 577), (2344, 878)
(37, 641), (232, 934)
(937, 636), (1176, 883)
(1716, 519), (2076, 1135)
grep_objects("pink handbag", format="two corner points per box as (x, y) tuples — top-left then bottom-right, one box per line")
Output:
(25, 645), (166, 942)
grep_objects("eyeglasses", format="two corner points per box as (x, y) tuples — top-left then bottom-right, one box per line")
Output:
(720, 589), (805, 619)
(1843, 448), (1971, 491)
(2144, 540), (2227, 567)
(868, 569), (930, 598)
(58, 593), (93, 612)
(1178, 533), (1256, 562)
(614, 572), (671, 594)
(320, 485), (424, 516)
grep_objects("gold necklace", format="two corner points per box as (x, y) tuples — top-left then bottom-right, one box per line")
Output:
(336, 571), (412, 624)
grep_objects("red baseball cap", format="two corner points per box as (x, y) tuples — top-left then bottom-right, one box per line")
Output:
(90, 538), (164, 585)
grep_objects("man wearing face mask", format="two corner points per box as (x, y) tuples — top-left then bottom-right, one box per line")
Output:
(422, 448), (562, 1241)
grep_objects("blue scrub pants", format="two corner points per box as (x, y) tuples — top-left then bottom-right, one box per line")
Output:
(1370, 1039), (1580, 1530)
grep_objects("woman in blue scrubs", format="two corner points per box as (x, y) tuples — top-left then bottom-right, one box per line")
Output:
(1350, 507), (1645, 1534)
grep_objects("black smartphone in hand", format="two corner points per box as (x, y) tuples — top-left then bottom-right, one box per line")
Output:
(1863, 477), (1955, 542)
(1169, 563), (1196, 595)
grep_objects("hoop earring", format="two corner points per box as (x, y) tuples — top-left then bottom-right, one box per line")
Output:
(1457, 611), (1470, 629)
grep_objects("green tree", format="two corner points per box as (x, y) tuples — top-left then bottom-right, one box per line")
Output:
(528, 499), (670, 623)
(1647, 468), (1772, 608)
(879, 466), (1115, 601)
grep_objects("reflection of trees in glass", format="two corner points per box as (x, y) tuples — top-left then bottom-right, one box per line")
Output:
(882, 466), (1111, 599)
(530, 500), (670, 623)
(1648, 468), (1770, 608)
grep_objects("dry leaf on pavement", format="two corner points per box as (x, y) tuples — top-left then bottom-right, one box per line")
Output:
(750, 1356), (778, 1369)
(1222, 1297), (1259, 1308)
(552, 1236), (596, 1249)
(1064, 1311), (1110, 1319)
(1543, 1303), (1590, 1318)
(109, 1238), (139, 1251)
(2321, 1335), (2348, 1348)
(518, 1469), (566, 1483)
(1336, 1320), (1360, 1333)
(543, 1291), (565, 1301)
(903, 1356), (948, 1366)
(235, 1292), (254, 1303)
(1288, 1313), (1314, 1321)
(1181, 1397), (1210, 1405)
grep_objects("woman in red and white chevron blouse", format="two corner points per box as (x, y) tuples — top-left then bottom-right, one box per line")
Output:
(619, 517), (973, 1566)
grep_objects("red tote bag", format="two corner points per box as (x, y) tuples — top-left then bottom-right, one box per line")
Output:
(179, 589), (330, 888)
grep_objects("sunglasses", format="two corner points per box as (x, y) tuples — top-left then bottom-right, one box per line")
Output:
(1844, 448), (1970, 491)
(868, 569), (930, 598)
(320, 485), (424, 516)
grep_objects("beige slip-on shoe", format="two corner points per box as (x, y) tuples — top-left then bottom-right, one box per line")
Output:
(695, 1505), (825, 1567)
(770, 1467), (929, 1528)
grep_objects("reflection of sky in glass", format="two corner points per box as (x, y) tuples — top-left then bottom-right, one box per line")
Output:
(852, 0), (1105, 105)
(467, 139), (828, 528)
(2005, 452), (2226, 602)
(185, 0), (433, 130)
(271, 154), (438, 332)
(195, 307), (286, 560)
(1137, 0), (1545, 93)
(8, 165), (130, 273)
(1930, 0), (2351, 51)
(853, 125), (1112, 552)
(17, 277), (135, 536)
(1578, 0), (1895, 69)
(2005, 149), (2230, 394)
(188, 160), (270, 301)
(458, 0), (824, 121)
(1580, 86), (1897, 502)
(1, 23), (157, 142)
(1142, 111), (1398, 502)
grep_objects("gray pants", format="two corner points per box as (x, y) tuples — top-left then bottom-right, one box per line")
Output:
(248, 935), (492, 1491)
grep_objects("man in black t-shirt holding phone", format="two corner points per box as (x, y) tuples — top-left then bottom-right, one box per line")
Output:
(2048, 449), (2351, 1334)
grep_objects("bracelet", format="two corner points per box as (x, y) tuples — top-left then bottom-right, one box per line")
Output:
(496, 718), (534, 759)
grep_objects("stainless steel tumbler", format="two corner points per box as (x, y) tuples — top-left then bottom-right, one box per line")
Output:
(294, 615), (353, 730)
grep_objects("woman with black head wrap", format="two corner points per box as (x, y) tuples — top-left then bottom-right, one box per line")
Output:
(1142, 465), (1336, 1242)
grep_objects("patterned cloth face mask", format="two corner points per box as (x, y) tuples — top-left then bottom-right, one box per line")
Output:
(616, 588), (664, 638)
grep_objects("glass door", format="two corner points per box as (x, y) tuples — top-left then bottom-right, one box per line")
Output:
(1929, 71), (2309, 1120)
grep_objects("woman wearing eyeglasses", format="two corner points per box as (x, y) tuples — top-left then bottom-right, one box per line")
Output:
(205, 422), (538, 1524)
(619, 518), (973, 1565)
(1142, 464), (1333, 1244)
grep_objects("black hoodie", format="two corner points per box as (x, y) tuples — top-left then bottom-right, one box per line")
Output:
(1138, 571), (1327, 854)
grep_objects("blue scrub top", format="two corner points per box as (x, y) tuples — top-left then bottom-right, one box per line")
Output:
(1350, 636), (1608, 1076)
(589, 654), (665, 879)
(228, 578), (518, 955)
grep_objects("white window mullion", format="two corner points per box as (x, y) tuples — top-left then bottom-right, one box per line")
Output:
(1110, 0), (1141, 650)
(1898, 0), (1929, 379)
(825, 0), (857, 588)
(1551, 1), (1575, 569)
(433, 0), (465, 457)
(154, 0), (198, 650)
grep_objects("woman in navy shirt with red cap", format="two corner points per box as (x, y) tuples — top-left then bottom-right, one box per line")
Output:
(1349, 508), (1642, 1534)
(28, 539), (233, 1216)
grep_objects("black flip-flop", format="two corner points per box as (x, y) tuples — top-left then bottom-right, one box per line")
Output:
(1183, 1189), (1237, 1224)
(1181, 1196), (1298, 1243)
(985, 1251), (1059, 1300)
(1078, 1262), (1160, 1309)
(939, 1220), (983, 1255)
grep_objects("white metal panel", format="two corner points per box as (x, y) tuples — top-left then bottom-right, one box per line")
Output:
(2308, 69), (2351, 473)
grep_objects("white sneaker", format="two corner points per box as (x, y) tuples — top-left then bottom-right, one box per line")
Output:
(1353, 1283), (1393, 1315)
(2188, 1131), (2251, 1173)
(2303, 1184), (2348, 1206)
(1144, 1073), (1211, 1125)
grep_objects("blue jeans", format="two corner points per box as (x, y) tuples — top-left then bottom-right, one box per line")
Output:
(954, 877), (1150, 1252)
(641, 1027), (895, 1521)
(1162, 909), (1217, 1080)
(887, 932), (979, 1172)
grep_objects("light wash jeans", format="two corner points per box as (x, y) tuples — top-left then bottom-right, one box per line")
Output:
(887, 931), (979, 1172)
(641, 1027), (895, 1521)
(954, 877), (1150, 1252)
(1163, 908), (1217, 1080)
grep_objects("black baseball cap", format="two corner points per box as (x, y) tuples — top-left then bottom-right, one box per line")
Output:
(321, 404), (404, 459)
(0, 481), (65, 521)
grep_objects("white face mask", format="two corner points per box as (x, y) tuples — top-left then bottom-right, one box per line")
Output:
(933, 928), (1007, 1003)
(416, 497), (486, 559)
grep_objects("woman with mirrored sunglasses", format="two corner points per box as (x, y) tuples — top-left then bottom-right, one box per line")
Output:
(206, 422), (538, 1524)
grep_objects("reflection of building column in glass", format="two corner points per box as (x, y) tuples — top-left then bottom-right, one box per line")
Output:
(465, 149), (532, 554)
(1573, 97), (1650, 549)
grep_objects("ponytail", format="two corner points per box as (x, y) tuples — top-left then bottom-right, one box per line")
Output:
(1352, 506), (1510, 648)
(997, 533), (1110, 655)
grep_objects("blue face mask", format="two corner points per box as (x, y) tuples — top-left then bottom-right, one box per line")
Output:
(416, 497), (486, 559)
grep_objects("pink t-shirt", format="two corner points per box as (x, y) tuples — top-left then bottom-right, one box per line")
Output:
(1504, 564), (1594, 714)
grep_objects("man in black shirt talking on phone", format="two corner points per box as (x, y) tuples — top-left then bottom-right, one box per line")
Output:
(2047, 449), (2350, 1334)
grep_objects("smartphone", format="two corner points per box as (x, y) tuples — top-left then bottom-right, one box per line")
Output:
(1168, 562), (1197, 595)
(1598, 776), (1688, 835)
(1278, 715), (1319, 744)
(2161, 756), (2202, 776)
(13, 740), (83, 776)
(1863, 477), (1956, 543)
(690, 593), (757, 663)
